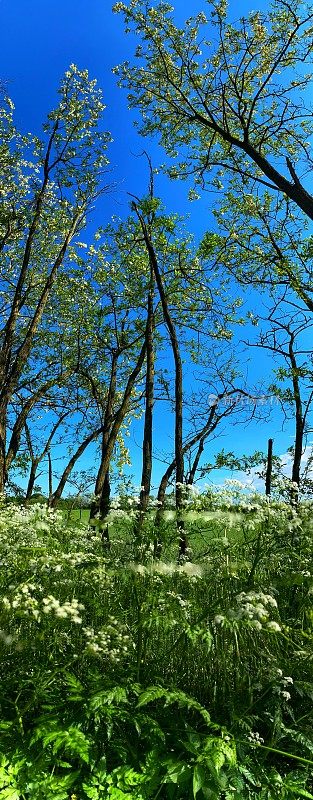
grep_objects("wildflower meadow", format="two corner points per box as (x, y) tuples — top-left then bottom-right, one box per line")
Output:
(0, 486), (313, 799)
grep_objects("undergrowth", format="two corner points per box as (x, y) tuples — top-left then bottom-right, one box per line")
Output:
(0, 487), (313, 798)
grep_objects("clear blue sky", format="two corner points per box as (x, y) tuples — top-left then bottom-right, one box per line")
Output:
(0, 0), (298, 494)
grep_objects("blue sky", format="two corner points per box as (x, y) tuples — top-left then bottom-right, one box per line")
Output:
(0, 0), (301, 495)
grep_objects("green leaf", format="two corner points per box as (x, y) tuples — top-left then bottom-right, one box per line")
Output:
(193, 764), (208, 798)
(63, 671), (84, 702)
(137, 686), (211, 725)
(82, 783), (105, 799)
(164, 759), (191, 785)
(284, 785), (313, 798)
(31, 724), (91, 764)
(89, 686), (129, 711)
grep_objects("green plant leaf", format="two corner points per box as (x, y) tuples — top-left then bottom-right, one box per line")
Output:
(137, 686), (211, 725)
(164, 759), (191, 785)
(89, 687), (129, 711)
(193, 764), (208, 798)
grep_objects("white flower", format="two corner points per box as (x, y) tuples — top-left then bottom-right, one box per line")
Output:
(130, 563), (146, 576)
(214, 614), (225, 625)
(250, 620), (262, 631)
(266, 621), (281, 632)
(178, 562), (203, 578)
(247, 731), (264, 744)
(153, 562), (176, 576)
(281, 691), (291, 701)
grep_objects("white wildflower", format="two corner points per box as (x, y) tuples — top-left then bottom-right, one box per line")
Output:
(178, 562), (203, 578)
(152, 561), (176, 576)
(266, 621), (281, 632)
(250, 619), (262, 631)
(247, 731), (264, 745)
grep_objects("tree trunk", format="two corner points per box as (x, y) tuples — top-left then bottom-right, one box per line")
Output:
(49, 426), (104, 507)
(90, 352), (118, 522)
(153, 402), (221, 558)
(135, 283), (155, 546)
(153, 464), (174, 559)
(292, 415), (303, 489)
(89, 433), (110, 522)
(265, 438), (273, 497)
(289, 336), (303, 504)
(47, 451), (53, 504)
(99, 470), (111, 548)
(0, 405), (7, 495)
(187, 437), (205, 487)
(25, 459), (40, 503)
(133, 204), (186, 558)
(96, 338), (147, 518)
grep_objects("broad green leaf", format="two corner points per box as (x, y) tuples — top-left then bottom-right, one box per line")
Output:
(193, 764), (208, 798)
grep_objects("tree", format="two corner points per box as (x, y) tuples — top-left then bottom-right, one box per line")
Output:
(23, 408), (71, 503)
(125, 184), (245, 555)
(131, 196), (186, 554)
(114, 1), (313, 222)
(153, 379), (257, 556)
(249, 306), (313, 498)
(0, 65), (110, 493)
(200, 188), (313, 314)
(75, 216), (156, 525)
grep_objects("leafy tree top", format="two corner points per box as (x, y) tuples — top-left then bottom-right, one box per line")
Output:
(113, 0), (313, 220)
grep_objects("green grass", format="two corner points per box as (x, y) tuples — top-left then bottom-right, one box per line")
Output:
(65, 507), (91, 524)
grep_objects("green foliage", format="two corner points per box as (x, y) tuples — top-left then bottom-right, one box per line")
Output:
(0, 497), (313, 797)
(113, 0), (313, 204)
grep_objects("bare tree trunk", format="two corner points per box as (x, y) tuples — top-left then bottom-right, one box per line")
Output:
(25, 460), (40, 503)
(135, 283), (155, 547)
(0, 405), (7, 495)
(289, 336), (304, 504)
(265, 438), (273, 496)
(132, 203), (185, 558)
(89, 353), (118, 522)
(47, 451), (53, 504)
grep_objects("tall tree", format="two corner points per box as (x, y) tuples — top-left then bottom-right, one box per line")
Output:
(76, 219), (155, 524)
(0, 65), (110, 492)
(132, 198), (186, 555)
(128, 190), (242, 555)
